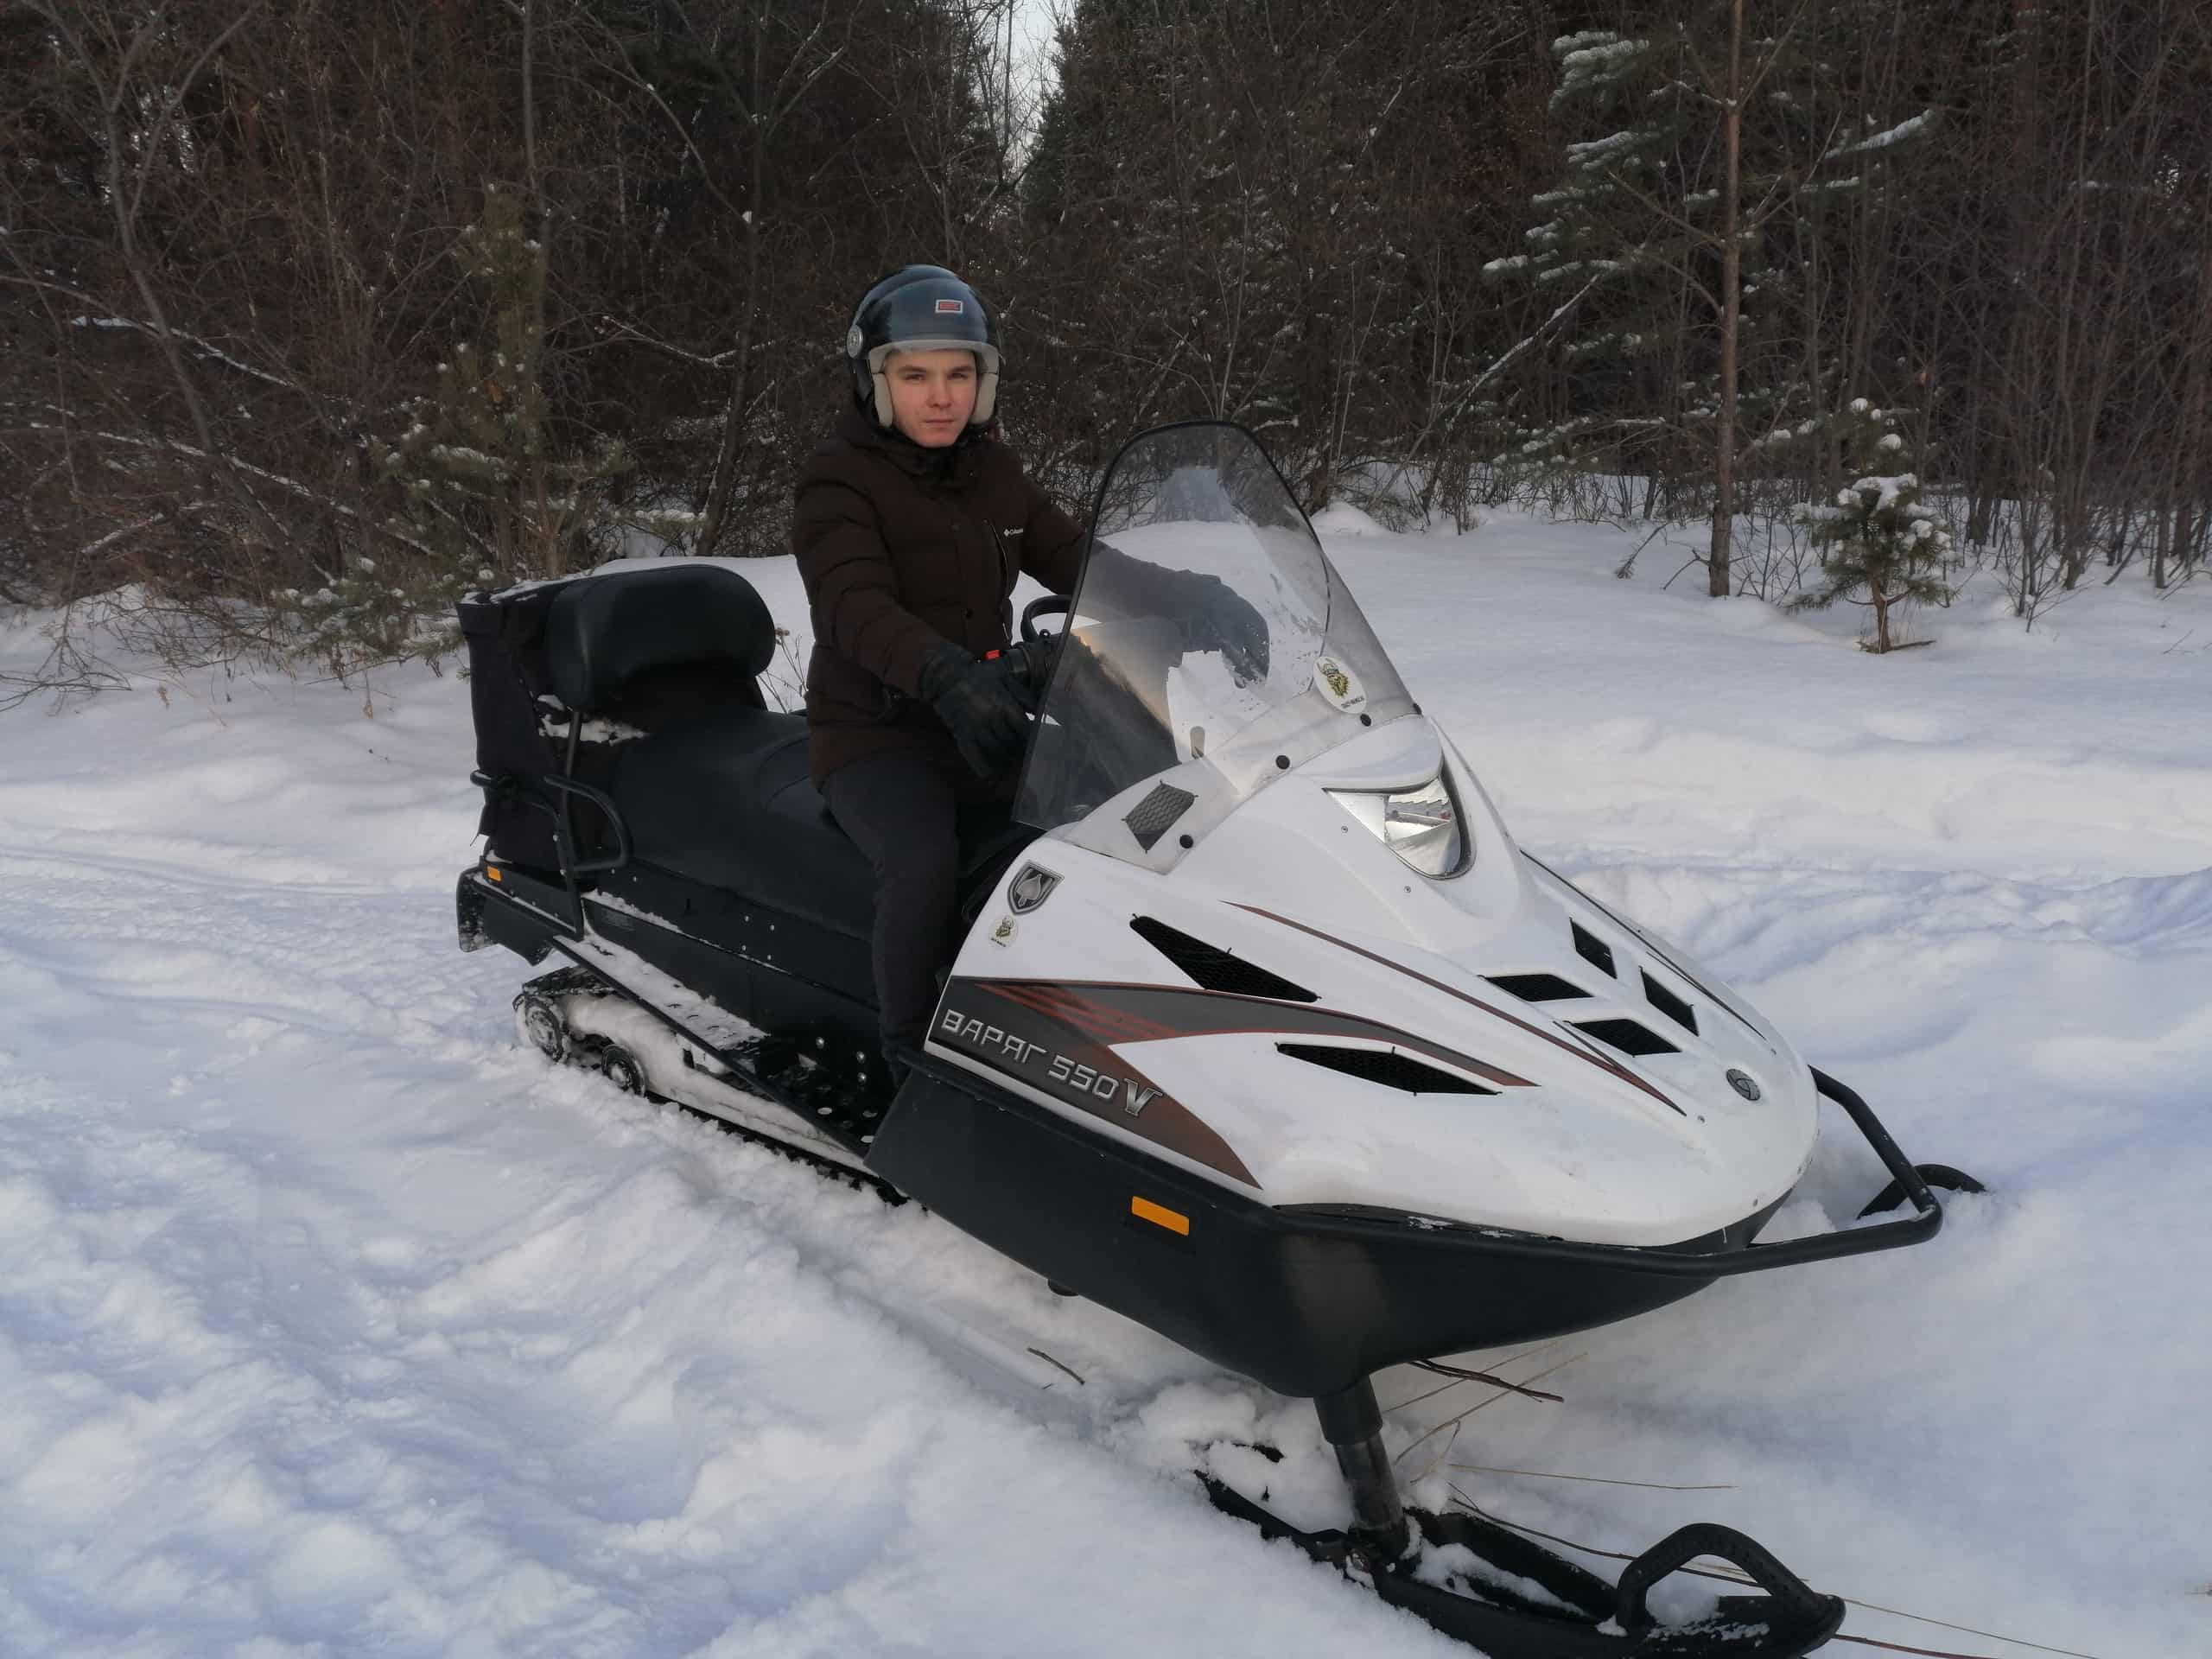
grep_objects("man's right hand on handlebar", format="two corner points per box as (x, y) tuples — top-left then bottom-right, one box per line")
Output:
(918, 641), (1033, 778)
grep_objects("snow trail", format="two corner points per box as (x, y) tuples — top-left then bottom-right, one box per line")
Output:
(3, 515), (2207, 1656)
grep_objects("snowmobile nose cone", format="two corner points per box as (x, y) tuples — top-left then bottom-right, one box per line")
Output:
(1727, 1068), (1763, 1102)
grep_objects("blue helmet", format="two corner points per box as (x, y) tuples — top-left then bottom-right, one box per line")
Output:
(844, 265), (1001, 430)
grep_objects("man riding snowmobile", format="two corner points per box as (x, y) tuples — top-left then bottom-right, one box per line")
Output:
(795, 265), (1265, 1074)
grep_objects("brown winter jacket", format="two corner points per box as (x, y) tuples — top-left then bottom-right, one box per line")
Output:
(794, 404), (1087, 788)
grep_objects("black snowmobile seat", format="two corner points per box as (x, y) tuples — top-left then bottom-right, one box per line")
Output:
(537, 563), (876, 938)
(546, 560), (777, 714)
(612, 710), (878, 939)
(534, 559), (1032, 944)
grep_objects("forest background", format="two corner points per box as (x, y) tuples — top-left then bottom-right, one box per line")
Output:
(4, 0), (2208, 694)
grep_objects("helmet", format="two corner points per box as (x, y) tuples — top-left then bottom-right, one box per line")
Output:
(844, 265), (1001, 430)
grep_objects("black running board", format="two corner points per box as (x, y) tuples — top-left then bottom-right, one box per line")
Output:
(1203, 1479), (1846, 1657)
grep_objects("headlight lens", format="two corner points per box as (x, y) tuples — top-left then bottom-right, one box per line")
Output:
(1325, 772), (1468, 877)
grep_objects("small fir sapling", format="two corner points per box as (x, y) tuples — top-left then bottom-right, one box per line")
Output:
(1790, 401), (1953, 653)
(273, 188), (627, 676)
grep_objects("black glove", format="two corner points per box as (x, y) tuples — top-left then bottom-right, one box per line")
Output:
(1181, 575), (1270, 685)
(1003, 631), (1064, 705)
(918, 641), (1033, 778)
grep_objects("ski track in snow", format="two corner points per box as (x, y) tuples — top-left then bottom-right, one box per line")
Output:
(3, 520), (2209, 1656)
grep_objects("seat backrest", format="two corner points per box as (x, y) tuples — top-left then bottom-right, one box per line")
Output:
(546, 560), (778, 715)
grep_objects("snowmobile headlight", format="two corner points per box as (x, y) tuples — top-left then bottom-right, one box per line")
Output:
(1325, 772), (1468, 878)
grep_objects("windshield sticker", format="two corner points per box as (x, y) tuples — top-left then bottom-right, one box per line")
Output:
(1314, 656), (1367, 711)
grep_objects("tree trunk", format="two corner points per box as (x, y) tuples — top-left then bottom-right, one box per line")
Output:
(521, 0), (557, 577)
(697, 14), (772, 560)
(1708, 0), (1745, 599)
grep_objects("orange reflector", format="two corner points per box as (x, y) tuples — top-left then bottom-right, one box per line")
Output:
(1131, 1196), (1190, 1236)
(485, 865), (503, 882)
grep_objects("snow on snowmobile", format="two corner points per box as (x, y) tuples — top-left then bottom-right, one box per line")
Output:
(455, 421), (1971, 1658)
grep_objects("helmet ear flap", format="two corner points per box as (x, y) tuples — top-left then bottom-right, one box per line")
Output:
(973, 365), (998, 425)
(872, 368), (895, 428)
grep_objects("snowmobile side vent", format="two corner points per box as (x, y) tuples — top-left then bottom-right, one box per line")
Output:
(1571, 920), (1618, 977)
(1129, 918), (1317, 1002)
(1276, 1043), (1497, 1095)
(1641, 970), (1699, 1035)
(1484, 972), (1590, 1002)
(1569, 1018), (1679, 1058)
(1123, 782), (1198, 851)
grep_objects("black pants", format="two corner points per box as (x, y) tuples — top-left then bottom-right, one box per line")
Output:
(822, 747), (1012, 1061)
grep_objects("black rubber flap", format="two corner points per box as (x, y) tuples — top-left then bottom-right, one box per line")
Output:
(459, 588), (564, 868)
(1123, 781), (1196, 851)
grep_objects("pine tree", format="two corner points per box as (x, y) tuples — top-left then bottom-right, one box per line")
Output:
(1484, 10), (1885, 588)
(275, 188), (629, 676)
(1789, 399), (1953, 652)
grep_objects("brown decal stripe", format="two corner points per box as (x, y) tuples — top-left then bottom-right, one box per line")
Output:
(1230, 906), (1685, 1116)
(988, 982), (1183, 1047)
(938, 975), (1547, 1191)
(937, 982), (1258, 1188)
(982, 980), (1535, 1091)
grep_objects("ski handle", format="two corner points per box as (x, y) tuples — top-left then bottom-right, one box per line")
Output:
(1713, 1066), (1947, 1272)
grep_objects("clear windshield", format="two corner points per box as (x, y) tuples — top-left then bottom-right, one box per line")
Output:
(1014, 423), (1414, 851)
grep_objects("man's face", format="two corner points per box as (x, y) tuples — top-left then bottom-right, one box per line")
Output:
(884, 348), (979, 447)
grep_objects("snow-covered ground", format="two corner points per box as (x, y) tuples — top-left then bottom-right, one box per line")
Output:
(3, 513), (2208, 1658)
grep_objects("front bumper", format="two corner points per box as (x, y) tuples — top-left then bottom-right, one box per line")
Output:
(872, 1058), (1942, 1397)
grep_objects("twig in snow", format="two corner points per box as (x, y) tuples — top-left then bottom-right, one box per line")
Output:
(1026, 1347), (1086, 1387)
(1446, 1463), (1732, 1492)
(1410, 1357), (1565, 1403)
(1391, 1351), (1584, 1471)
(1381, 1342), (1556, 1416)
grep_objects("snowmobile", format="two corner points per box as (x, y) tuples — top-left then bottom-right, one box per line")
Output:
(455, 421), (1970, 1658)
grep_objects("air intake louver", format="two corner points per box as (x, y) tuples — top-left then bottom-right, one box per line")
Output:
(1130, 917), (1316, 1002)
(1572, 1018), (1679, 1058)
(1277, 1044), (1496, 1095)
(1485, 973), (1591, 1002)
(1641, 971), (1698, 1035)
(1571, 922), (1618, 978)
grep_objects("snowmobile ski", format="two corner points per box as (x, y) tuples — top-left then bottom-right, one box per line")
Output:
(1205, 1474), (1845, 1657)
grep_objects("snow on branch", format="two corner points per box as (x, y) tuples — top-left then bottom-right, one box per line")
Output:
(68, 315), (307, 396)
(29, 415), (439, 560)
(1824, 111), (1937, 161)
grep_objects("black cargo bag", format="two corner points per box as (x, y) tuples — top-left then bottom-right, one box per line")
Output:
(458, 588), (569, 871)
